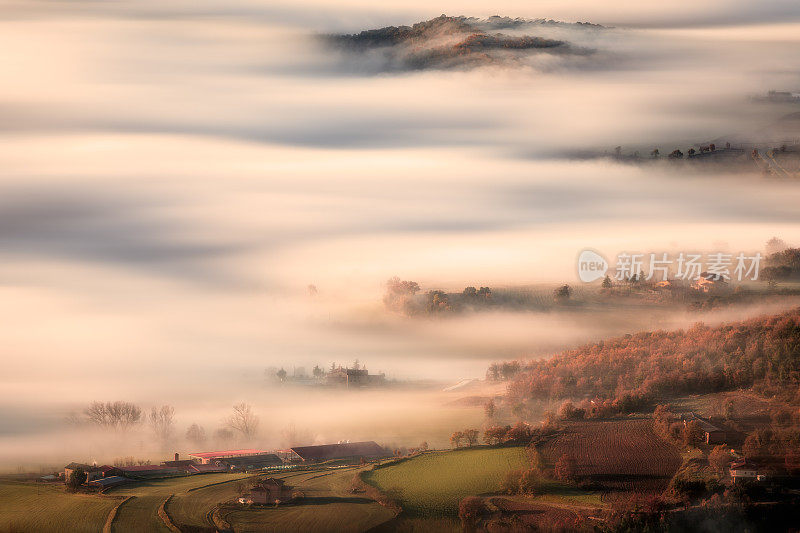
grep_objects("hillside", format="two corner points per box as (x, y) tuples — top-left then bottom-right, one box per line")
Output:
(504, 308), (800, 414)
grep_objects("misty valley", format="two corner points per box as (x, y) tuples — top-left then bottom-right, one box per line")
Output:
(2, 4), (800, 533)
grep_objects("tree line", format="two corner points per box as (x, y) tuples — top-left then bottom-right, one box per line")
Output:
(69, 400), (261, 445)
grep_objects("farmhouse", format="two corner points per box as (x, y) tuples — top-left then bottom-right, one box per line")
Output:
(683, 413), (726, 444)
(162, 453), (196, 471)
(326, 365), (386, 388)
(691, 273), (728, 293)
(242, 478), (293, 504)
(290, 441), (388, 463)
(63, 463), (116, 483)
(730, 460), (764, 483)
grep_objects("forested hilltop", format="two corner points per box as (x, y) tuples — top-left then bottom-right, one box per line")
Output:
(498, 309), (800, 415)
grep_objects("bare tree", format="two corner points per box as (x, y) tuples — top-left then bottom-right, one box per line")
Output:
(186, 423), (207, 446)
(280, 423), (314, 448)
(149, 405), (175, 441)
(214, 427), (235, 447)
(84, 401), (142, 431)
(226, 402), (259, 440)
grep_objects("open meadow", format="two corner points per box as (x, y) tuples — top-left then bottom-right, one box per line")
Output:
(364, 447), (528, 516)
(0, 479), (119, 533)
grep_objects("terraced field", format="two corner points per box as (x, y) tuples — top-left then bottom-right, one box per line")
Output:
(363, 447), (528, 516)
(0, 480), (118, 533)
(108, 473), (252, 532)
(538, 418), (681, 495)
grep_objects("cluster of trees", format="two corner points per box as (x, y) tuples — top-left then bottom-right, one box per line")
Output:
(762, 247), (800, 282)
(450, 429), (480, 448)
(382, 277), (494, 316)
(553, 284), (572, 302)
(267, 361), (363, 383)
(485, 361), (522, 381)
(741, 426), (800, 466)
(449, 422), (543, 449)
(483, 422), (542, 446)
(652, 404), (706, 447)
(74, 400), (262, 444)
(505, 309), (800, 415)
(502, 444), (576, 497)
(407, 441), (429, 455)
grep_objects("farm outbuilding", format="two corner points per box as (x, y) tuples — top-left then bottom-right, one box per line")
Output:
(245, 478), (293, 504)
(683, 413), (726, 444)
(218, 454), (282, 470)
(188, 449), (270, 465)
(118, 465), (180, 477)
(290, 441), (388, 463)
(88, 476), (129, 490)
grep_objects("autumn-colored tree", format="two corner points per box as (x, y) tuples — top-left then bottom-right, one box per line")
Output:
(383, 277), (421, 314)
(450, 431), (464, 448)
(458, 496), (485, 531)
(463, 429), (479, 447)
(682, 420), (704, 447)
(505, 421), (532, 443)
(708, 445), (733, 474)
(553, 453), (576, 482)
(525, 445), (544, 474)
(501, 469), (522, 494)
(483, 426), (509, 445)
(785, 449), (800, 474)
(484, 399), (495, 419)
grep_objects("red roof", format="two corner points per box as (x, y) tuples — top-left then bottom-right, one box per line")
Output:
(189, 449), (267, 459)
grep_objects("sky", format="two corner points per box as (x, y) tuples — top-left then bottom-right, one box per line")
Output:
(1, 0), (800, 468)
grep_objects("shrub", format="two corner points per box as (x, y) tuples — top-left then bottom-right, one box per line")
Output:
(66, 468), (86, 493)
(458, 496), (486, 531)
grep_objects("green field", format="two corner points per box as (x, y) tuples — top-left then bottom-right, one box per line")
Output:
(220, 467), (395, 533)
(0, 480), (118, 533)
(363, 447), (528, 516)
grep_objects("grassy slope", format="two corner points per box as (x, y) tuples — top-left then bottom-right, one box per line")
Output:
(364, 447), (528, 516)
(108, 473), (251, 533)
(0, 480), (118, 533)
(222, 467), (395, 533)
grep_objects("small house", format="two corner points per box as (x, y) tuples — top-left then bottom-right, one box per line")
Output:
(730, 460), (761, 483)
(246, 478), (292, 504)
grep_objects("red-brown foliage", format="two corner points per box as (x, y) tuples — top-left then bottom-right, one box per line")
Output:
(506, 309), (800, 414)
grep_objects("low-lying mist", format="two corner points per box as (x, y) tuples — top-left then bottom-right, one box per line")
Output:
(1, 1), (800, 470)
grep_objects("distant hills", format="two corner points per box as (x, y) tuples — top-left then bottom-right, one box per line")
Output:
(322, 15), (601, 71)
